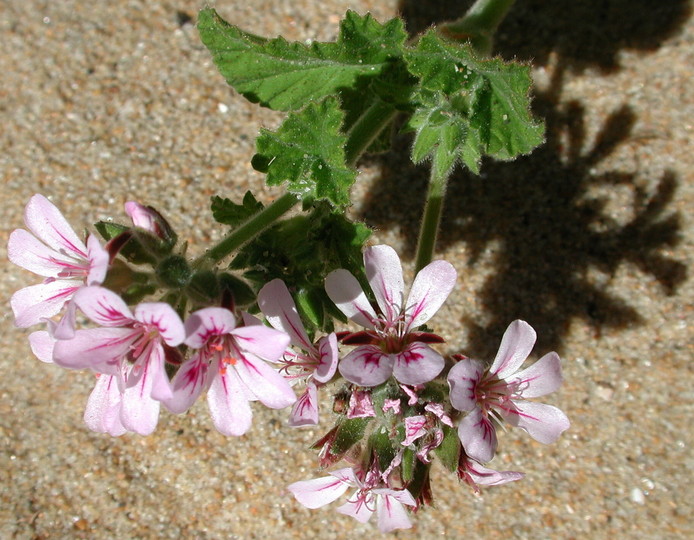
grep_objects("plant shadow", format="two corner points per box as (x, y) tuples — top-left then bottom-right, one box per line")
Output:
(398, 0), (691, 72)
(357, 1), (689, 356)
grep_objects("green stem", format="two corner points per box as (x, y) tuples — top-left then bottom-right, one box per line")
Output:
(414, 167), (449, 272)
(202, 192), (299, 264)
(200, 100), (396, 265)
(344, 98), (397, 168)
(441, 0), (516, 56)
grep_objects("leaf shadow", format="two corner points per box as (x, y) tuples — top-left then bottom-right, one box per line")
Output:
(397, 0), (691, 72)
(358, 60), (686, 356)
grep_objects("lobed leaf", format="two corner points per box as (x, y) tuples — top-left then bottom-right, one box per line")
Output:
(198, 8), (407, 111)
(211, 192), (264, 227)
(405, 32), (544, 174)
(252, 97), (355, 207)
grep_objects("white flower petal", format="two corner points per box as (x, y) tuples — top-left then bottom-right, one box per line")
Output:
(457, 407), (497, 463)
(392, 342), (444, 386)
(447, 358), (485, 412)
(501, 400), (570, 444)
(404, 259), (457, 329)
(364, 245), (405, 323)
(258, 279), (313, 351)
(338, 346), (393, 387)
(489, 320), (537, 378)
(325, 269), (377, 329)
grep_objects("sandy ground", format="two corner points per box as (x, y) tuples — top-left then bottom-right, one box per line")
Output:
(1, 1), (692, 538)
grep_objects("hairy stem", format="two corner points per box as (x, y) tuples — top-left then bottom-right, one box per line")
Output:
(441, 0), (516, 56)
(344, 98), (397, 168)
(203, 192), (299, 264)
(202, 100), (396, 264)
(414, 168), (449, 272)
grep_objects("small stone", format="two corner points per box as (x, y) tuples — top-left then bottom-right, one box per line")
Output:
(630, 487), (645, 505)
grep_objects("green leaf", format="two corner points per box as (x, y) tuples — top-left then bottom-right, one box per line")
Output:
(405, 32), (544, 174)
(211, 192), (264, 227)
(434, 424), (460, 473)
(198, 8), (407, 111)
(253, 98), (355, 207)
(369, 426), (398, 473)
(331, 417), (372, 457)
(230, 203), (370, 334)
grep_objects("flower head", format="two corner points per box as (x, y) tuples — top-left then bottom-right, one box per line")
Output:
(258, 278), (338, 426)
(8, 194), (109, 336)
(52, 286), (185, 435)
(164, 307), (296, 436)
(325, 245), (456, 387)
(288, 466), (416, 533)
(447, 320), (570, 462)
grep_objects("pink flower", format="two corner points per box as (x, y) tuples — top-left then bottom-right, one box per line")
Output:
(52, 286), (185, 435)
(124, 200), (176, 243)
(346, 389), (375, 419)
(325, 245), (456, 387)
(163, 307), (296, 436)
(288, 467), (416, 533)
(257, 279), (338, 427)
(8, 194), (109, 336)
(447, 320), (570, 462)
(457, 453), (525, 493)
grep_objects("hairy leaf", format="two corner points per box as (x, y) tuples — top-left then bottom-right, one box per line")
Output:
(198, 8), (407, 111)
(211, 192), (264, 227)
(252, 98), (355, 207)
(405, 32), (544, 174)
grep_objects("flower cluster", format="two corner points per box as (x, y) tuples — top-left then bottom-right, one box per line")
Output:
(8, 195), (570, 533)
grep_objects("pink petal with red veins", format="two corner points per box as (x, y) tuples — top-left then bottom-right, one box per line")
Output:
(392, 342), (444, 386)
(466, 460), (525, 486)
(23, 194), (87, 259)
(235, 354), (296, 409)
(207, 368), (253, 436)
(364, 245), (404, 322)
(125, 201), (157, 232)
(85, 234), (109, 285)
(288, 382), (318, 427)
(405, 259), (457, 329)
(337, 490), (375, 523)
(325, 269), (377, 329)
(231, 325), (290, 363)
(402, 415), (428, 446)
(147, 346), (174, 402)
(184, 307), (236, 348)
(313, 333), (338, 383)
(339, 345), (393, 387)
(509, 351), (563, 398)
(489, 320), (537, 378)
(52, 327), (132, 373)
(258, 279), (313, 351)
(11, 280), (80, 328)
(28, 330), (55, 363)
(84, 375), (127, 436)
(52, 300), (77, 340)
(165, 354), (210, 414)
(121, 366), (161, 435)
(374, 490), (415, 533)
(134, 302), (185, 347)
(447, 358), (485, 412)
(501, 400), (570, 444)
(287, 469), (353, 509)
(8, 229), (79, 277)
(457, 407), (498, 463)
(73, 286), (134, 327)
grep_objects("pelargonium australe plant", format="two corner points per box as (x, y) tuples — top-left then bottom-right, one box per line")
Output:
(8, 0), (570, 532)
